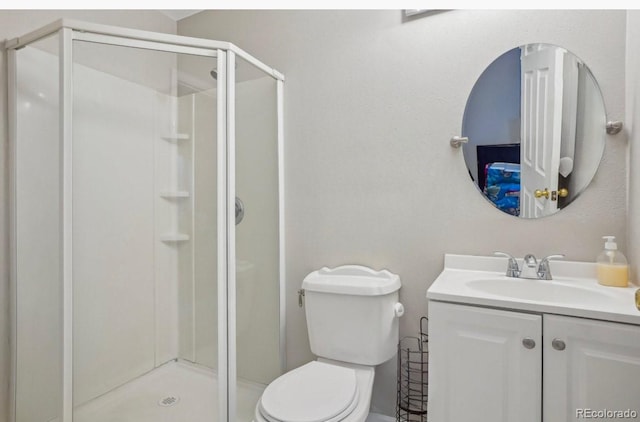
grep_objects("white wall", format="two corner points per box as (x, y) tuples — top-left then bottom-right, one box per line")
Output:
(569, 65), (607, 201)
(179, 10), (628, 416)
(0, 11), (176, 422)
(627, 11), (640, 283)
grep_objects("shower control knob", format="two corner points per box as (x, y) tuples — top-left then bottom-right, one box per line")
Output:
(235, 197), (245, 225)
(522, 338), (536, 349)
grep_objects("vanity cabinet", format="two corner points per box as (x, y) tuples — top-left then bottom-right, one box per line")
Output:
(428, 301), (542, 422)
(543, 314), (640, 422)
(428, 301), (640, 422)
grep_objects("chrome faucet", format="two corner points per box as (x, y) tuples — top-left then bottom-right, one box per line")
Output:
(520, 254), (539, 279)
(494, 252), (564, 280)
(493, 252), (520, 277)
(537, 254), (565, 280)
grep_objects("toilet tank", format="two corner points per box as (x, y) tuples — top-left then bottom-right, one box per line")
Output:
(302, 265), (403, 366)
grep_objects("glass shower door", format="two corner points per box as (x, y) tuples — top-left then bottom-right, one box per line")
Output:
(232, 54), (282, 422)
(13, 32), (63, 422)
(70, 39), (222, 422)
(12, 22), (283, 422)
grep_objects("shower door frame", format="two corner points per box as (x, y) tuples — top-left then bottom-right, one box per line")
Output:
(7, 19), (286, 422)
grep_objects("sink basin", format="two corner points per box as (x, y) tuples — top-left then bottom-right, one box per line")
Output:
(466, 278), (612, 304)
(426, 254), (640, 325)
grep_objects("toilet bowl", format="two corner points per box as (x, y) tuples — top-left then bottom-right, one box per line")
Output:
(253, 265), (402, 422)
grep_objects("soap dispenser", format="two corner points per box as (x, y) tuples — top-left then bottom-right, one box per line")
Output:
(596, 236), (629, 287)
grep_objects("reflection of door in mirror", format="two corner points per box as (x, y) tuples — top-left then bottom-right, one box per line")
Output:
(520, 44), (563, 218)
(461, 43), (606, 219)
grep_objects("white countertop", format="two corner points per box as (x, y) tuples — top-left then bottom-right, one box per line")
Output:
(427, 254), (640, 325)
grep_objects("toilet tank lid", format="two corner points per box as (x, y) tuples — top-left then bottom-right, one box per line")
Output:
(302, 265), (401, 296)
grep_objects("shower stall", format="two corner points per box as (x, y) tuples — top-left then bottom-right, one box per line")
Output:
(7, 20), (284, 422)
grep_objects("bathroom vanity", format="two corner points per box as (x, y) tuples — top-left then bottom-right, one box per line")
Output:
(426, 254), (640, 422)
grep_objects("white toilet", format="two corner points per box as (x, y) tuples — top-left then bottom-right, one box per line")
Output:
(254, 265), (403, 422)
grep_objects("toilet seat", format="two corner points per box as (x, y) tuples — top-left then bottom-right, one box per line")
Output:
(258, 361), (360, 422)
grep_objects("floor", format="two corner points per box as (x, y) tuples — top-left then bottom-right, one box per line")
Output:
(73, 360), (265, 422)
(365, 413), (396, 422)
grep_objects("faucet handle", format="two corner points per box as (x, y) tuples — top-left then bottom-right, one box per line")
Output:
(493, 251), (520, 277)
(537, 254), (565, 280)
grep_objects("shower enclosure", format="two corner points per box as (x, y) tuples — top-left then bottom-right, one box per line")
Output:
(7, 20), (284, 422)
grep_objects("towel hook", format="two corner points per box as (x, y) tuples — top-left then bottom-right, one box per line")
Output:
(450, 136), (469, 148)
(606, 121), (623, 135)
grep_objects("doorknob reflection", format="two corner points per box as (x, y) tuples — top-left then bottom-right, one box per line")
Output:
(534, 189), (549, 199)
(534, 188), (569, 200)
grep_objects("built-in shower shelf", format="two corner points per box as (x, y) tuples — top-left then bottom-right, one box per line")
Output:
(159, 233), (190, 242)
(159, 191), (190, 198)
(161, 133), (190, 142)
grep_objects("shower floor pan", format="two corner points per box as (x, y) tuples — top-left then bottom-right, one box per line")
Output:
(73, 360), (265, 422)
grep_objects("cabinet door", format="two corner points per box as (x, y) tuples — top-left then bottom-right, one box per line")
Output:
(428, 301), (542, 422)
(543, 315), (640, 422)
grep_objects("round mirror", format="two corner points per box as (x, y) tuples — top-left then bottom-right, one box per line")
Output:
(462, 43), (606, 218)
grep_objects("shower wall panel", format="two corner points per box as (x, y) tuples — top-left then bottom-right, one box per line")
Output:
(192, 91), (219, 368)
(73, 54), (177, 405)
(72, 58), (175, 405)
(175, 88), (219, 369)
(176, 93), (196, 363)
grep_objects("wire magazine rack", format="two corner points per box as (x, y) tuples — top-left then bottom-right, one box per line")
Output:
(396, 316), (429, 422)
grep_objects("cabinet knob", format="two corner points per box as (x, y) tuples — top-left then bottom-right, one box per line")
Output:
(552, 338), (566, 351)
(522, 338), (536, 349)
